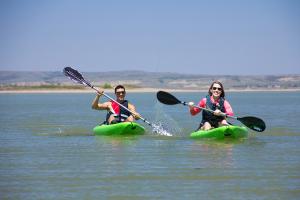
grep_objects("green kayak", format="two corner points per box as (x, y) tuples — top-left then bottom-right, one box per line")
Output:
(190, 125), (248, 139)
(93, 122), (145, 136)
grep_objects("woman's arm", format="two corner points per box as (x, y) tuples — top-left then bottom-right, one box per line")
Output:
(189, 98), (206, 116)
(224, 100), (234, 116)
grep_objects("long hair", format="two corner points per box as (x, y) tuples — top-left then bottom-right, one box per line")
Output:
(208, 81), (225, 98)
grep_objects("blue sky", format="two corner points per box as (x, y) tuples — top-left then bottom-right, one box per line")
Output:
(0, 0), (299, 75)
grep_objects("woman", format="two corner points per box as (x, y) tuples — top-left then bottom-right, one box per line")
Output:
(189, 81), (234, 130)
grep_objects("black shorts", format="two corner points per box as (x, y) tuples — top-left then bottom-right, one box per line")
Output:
(199, 120), (220, 129)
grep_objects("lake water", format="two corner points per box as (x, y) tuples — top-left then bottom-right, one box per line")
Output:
(0, 92), (299, 199)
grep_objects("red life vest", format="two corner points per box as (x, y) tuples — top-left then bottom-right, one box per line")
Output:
(105, 100), (131, 123)
(111, 100), (121, 114)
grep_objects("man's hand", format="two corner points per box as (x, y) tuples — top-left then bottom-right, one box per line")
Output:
(106, 103), (115, 114)
(132, 112), (141, 120)
(97, 89), (104, 97)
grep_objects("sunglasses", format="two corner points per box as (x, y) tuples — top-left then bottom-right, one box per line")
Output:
(116, 91), (125, 95)
(212, 87), (222, 91)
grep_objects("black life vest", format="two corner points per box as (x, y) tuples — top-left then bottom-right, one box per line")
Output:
(202, 95), (226, 124)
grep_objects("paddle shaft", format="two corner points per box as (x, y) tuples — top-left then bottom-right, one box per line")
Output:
(179, 100), (237, 119)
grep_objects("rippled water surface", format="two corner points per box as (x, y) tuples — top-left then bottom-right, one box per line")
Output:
(0, 92), (299, 199)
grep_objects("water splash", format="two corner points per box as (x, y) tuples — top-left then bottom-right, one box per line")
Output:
(149, 102), (184, 136)
(151, 122), (173, 136)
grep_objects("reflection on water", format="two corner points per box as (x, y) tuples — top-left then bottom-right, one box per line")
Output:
(191, 139), (247, 169)
(94, 135), (140, 148)
(261, 127), (300, 136)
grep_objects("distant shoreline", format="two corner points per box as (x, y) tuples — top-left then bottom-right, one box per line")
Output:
(1, 71), (299, 94)
(1, 88), (300, 94)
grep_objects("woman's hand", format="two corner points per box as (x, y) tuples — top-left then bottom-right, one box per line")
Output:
(213, 109), (226, 117)
(213, 109), (222, 116)
(188, 101), (194, 108)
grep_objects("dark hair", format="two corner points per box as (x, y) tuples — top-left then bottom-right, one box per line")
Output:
(208, 81), (225, 98)
(114, 85), (126, 93)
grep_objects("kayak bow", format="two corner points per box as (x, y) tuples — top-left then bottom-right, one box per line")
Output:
(190, 125), (248, 139)
(93, 122), (145, 136)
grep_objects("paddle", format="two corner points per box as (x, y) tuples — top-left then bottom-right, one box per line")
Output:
(156, 91), (266, 132)
(63, 67), (173, 136)
(63, 67), (154, 126)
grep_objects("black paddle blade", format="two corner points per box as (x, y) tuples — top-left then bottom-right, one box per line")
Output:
(157, 91), (181, 105)
(63, 67), (92, 87)
(237, 116), (266, 132)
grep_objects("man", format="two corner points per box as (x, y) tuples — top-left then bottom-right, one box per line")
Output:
(92, 85), (141, 124)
